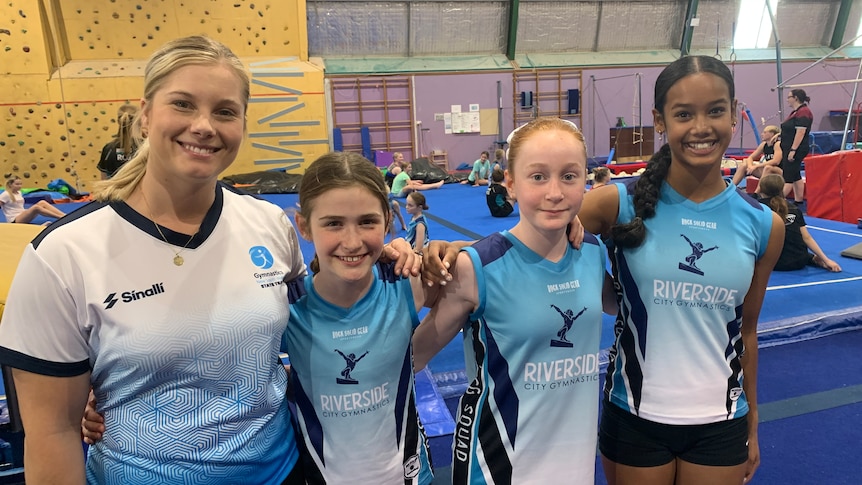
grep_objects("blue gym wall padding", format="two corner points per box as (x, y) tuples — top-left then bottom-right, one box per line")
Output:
(360, 126), (372, 161)
(332, 128), (343, 152)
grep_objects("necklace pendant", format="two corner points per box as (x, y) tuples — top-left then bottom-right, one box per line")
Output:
(173, 255), (184, 266)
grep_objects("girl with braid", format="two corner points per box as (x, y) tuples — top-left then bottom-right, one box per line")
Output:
(577, 56), (784, 485)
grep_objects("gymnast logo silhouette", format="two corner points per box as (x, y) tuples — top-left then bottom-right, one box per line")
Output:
(249, 246), (274, 269)
(678, 234), (718, 276)
(550, 304), (588, 348)
(334, 349), (369, 385)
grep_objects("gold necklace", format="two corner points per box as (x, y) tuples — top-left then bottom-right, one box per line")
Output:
(141, 191), (197, 266)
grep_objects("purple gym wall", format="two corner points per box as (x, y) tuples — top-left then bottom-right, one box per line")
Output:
(403, 59), (862, 168)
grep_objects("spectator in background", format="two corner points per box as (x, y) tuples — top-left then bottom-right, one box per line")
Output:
(485, 168), (514, 217)
(0, 175), (66, 224)
(97, 105), (140, 179)
(405, 192), (430, 249)
(732, 125), (783, 187)
(390, 162), (444, 198)
(779, 89), (813, 207)
(461, 150), (491, 186)
(756, 174), (841, 272)
(492, 148), (506, 171)
(385, 151), (405, 187)
(590, 166), (611, 189)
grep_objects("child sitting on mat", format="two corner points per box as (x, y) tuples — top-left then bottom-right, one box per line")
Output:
(0, 175), (66, 224)
(492, 148), (506, 171)
(461, 150), (491, 186)
(390, 162), (444, 198)
(485, 168), (514, 217)
(731, 125), (783, 187)
(756, 174), (841, 272)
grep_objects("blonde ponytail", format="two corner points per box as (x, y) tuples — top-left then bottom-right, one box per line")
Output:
(90, 142), (149, 202)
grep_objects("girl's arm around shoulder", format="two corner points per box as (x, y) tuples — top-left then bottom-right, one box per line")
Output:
(579, 182), (620, 238)
(412, 251), (478, 371)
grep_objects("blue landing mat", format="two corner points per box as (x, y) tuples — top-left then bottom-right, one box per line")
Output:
(414, 368), (455, 437)
(757, 219), (862, 346)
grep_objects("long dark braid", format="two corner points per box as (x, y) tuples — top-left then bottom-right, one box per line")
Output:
(610, 144), (671, 248)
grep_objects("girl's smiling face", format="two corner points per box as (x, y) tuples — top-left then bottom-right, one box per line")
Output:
(297, 185), (387, 287)
(506, 128), (586, 237)
(654, 72), (736, 171)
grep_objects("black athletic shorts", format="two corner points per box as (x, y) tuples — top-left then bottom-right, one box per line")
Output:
(780, 150), (806, 183)
(599, 400), (749, 467)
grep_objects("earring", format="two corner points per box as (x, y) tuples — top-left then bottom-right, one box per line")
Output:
(656, 129), (663, 135)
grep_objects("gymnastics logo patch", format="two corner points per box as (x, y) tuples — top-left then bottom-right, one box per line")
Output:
(249, 246), (275, 269)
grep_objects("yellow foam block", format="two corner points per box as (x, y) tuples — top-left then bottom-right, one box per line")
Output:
(0, 223), (44, 320)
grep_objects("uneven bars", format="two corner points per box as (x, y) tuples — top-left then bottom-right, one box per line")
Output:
(772, 32), (862, 91)
(783, 78), (862, 89)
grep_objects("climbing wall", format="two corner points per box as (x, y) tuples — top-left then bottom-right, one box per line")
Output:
(1, 0), (319, 193)
(60, 0), (307, 60)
